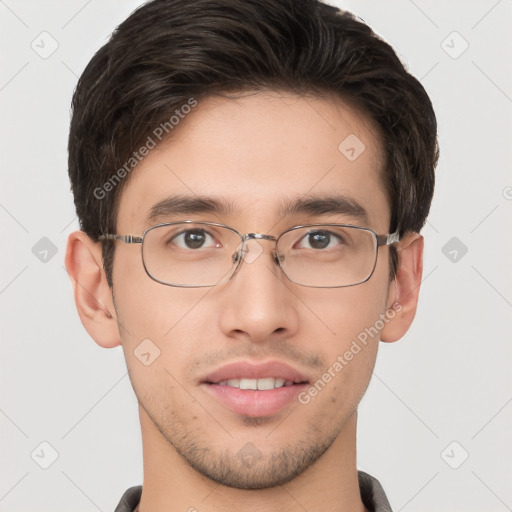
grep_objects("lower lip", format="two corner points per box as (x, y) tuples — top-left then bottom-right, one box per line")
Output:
(202, 383), (308, 417)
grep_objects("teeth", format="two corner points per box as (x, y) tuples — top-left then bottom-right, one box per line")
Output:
(258, 377), (285, 390)
(239, 378), (257, 390)
(274, 378), (285, 388)
(219, 377), (291, 390)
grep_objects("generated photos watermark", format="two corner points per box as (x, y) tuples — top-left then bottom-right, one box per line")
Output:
(94, 97), (198, 200)
(298, 301), (402, 405)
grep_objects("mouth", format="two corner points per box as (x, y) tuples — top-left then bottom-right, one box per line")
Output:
(212, 377), (305, 390)
(201, 361), (310, 418)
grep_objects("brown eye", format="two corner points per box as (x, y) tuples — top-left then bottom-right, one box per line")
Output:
(170, 229), (218, 250)
(296, 230), (343, 250)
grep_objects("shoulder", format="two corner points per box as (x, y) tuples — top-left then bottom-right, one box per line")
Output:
(114, 485), (142, 512)
(358, 471), (393, 512)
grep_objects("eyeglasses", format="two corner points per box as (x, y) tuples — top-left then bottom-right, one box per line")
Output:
(99, 221), (399, 288)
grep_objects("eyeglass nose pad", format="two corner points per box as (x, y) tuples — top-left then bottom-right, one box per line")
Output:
(231, 245), (282, 266)
(274, 252), (284, 265)
(232, 241), (247, 264)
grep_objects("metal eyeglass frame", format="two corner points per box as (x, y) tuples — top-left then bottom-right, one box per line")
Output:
(99, 220), (400, 288)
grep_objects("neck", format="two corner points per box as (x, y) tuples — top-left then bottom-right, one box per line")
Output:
(136, 408), (367, 512)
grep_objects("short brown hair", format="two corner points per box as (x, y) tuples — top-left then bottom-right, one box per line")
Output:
(68, 0), (438, 286)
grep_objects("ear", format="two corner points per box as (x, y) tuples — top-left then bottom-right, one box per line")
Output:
(380, 232), (424, 343)
(64, 231), (121, 348)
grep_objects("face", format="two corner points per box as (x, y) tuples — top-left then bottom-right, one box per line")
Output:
(112, 90), (393, 489)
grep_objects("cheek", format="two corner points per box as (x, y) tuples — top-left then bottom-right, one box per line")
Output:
(112, 246), (212, 340)
(315, 276), (389, 347)
(114, 288), (206, 417)
(299, 279), (389, 403)
(111, 255), (215, 396)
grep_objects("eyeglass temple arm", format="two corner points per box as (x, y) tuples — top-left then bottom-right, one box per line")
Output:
(376, 232), (400, 246)
(98, 234), (143, 244)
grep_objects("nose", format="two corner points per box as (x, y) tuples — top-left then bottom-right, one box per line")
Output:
(218, 238), (299, 344)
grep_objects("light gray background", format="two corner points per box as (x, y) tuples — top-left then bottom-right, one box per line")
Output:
(1, 1), (511, 511)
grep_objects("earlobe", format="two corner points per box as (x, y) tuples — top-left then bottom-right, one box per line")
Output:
(65, 231), (121, 348)
(380, 232), (424, 343)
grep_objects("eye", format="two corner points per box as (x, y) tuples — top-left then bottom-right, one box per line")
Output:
(296, 230), (344, 250)
(170, 229), (220, 250)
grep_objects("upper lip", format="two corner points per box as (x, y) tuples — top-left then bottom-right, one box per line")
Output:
(202, 361), (310, 384)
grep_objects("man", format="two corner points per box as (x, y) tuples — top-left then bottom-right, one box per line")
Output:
(65, 0), (438, 510)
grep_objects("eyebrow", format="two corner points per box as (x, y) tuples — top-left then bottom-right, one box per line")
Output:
(144, 195), (235, 228)
(279, 195), (369, 224)
(143, 193), (369, 228)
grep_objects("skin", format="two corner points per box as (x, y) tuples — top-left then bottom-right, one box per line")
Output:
(66, 90), (423, 512)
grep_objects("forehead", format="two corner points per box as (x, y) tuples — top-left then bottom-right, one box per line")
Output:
(117, 90), (390, 233)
